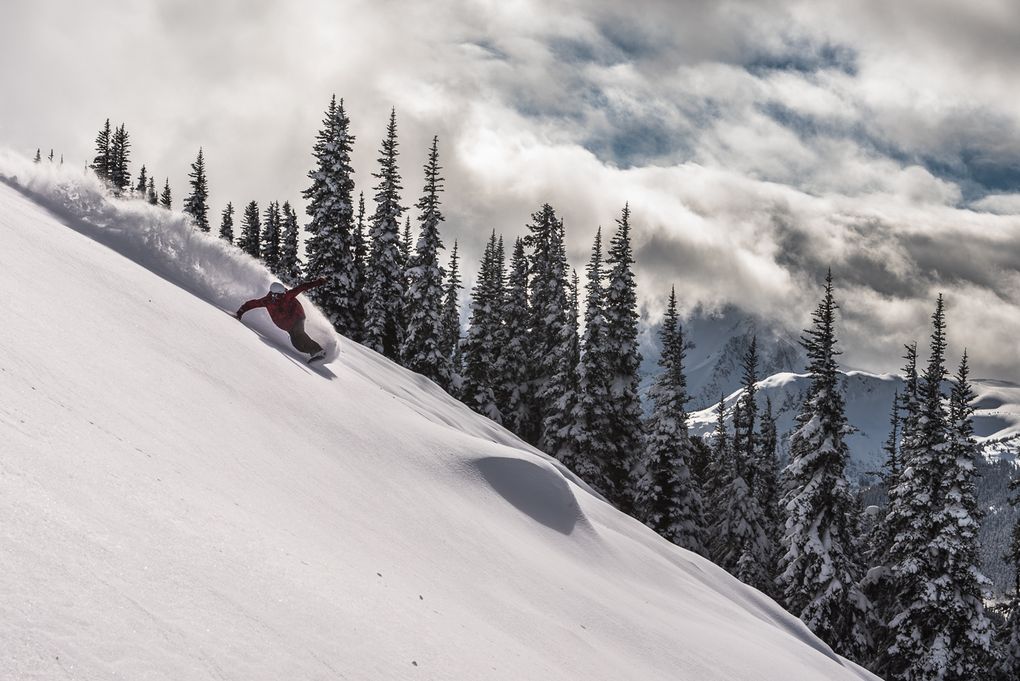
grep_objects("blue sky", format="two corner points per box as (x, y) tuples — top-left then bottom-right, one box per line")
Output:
(3, 0), (1020, 378)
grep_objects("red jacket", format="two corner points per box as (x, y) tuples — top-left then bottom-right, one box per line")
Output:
(237, 278), (326, 331)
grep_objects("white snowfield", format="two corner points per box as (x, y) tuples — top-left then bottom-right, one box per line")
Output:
(0, 153), (878, 681)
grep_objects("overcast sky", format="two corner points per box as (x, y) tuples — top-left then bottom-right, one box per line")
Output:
(3, 0), (1020, 379)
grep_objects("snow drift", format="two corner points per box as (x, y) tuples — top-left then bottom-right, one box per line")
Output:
(0, 153), (878, 680)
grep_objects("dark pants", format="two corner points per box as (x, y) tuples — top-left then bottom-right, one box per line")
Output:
(288, 319), (323, 355)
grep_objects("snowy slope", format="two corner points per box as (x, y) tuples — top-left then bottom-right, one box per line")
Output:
(0, 154), (878, 681)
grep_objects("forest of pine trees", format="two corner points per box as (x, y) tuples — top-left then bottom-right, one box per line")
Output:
(80, 103), (1020, 678)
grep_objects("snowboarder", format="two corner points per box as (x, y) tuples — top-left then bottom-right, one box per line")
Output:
(236, 279), (328, 362)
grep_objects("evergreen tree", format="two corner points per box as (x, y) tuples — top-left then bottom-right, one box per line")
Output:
(633, 287), (706, 554)
(884, 298), (993, 680)
(108, 124), (131, 194)
(524, 207), (573, 453)
(401, 216), (414, 268)
(401, 137), (451, 387)
(935, 351), (993, 676)
(279, 202), (302, 284)
(572, 227), (613, 485)
(364, 108), (406, 359)
(778, 271), (867, 661)
(704, 394), (733, 531)
(442, 241), (464, 395)
(135, 165), (148, 197)
(758, 396), (783, 551)
(237, 201), (261, 259)
(182, 148), (210, 231)
(997, 518), (1020, 679)
(302, 95), (359, 337)
(602, 204), (643, 510)
(541, 247), (582, 464)
(351, 192), (369, 341)
(91, 119), (112, 182)
(219, 202), (235, 244)
(48, 149), (54, 162)
(261, 201), (282, 271)
(34, 148), (41, 163)
(883, 390), (902, 484)
(159, 179), (172, 210)
(496, 237), (532, 435)
(147, 177), (157, 205)
(713, 339), (773, 591)
(461, 232), (504, 421)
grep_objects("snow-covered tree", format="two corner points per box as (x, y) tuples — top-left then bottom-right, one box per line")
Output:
(602, 204), (643, 511)
(159, 179), (172, 210)
(351, 192), (369, 341)
(261, 201), (282, 272)
(34, 148), (41, 163)
(108, 124), (131, 194)
(883, 297), (993, 680)
(778, 271), (867, 661)
(495, 237), (532, 436)
(303, 95), (359, 336)
(182, 148), (210, 231)
(219, 202), (234, 243)
(364, 108), (406, 360)
(400, 137), (451, 386)
(712, 340), (772, 591)
(237, 200), (261, 259)
(147, 177), (157, 205)
(571, 227), (613, 486)
(442, 241), (463, 395)
(633, 287), (706, 555)
(135, 165), (148, 197)
(279, 202), (302, 285)
(998, 518), (1020, 679)
(461, 232), (504, 422)
(91, 119), (112, 182)
(523, 203), (569, 449)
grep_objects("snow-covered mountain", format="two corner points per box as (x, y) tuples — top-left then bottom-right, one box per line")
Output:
(640, 306), (806, 412)
(0, 153), (878, 680)
(687, 370), (1020, 484)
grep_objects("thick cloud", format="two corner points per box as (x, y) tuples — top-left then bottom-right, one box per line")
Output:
(2, 0), (1019, 379)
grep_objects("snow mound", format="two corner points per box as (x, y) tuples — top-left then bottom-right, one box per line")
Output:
(0, 153), (877, 680)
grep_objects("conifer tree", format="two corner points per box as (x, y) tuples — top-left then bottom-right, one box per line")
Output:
(159, 179), (172, 209)
(34, 148), (41, 163)
(572, 227), (613, 485)
(364, 108), (406, 359)
(401, 137), (451, 387)
(303, 95), (359, 337)
(261, 201), (282, 271)
(351, 192), (369, 340)
(704, 394), (733, 531)
(135, 165), (148, 197)
(442, 241), (464, 395)
(496, 237), (532, 435)
(633, 287), (706, 554)
(182, 148), (210, 231)
(108, 124), (131, 194)
(147, 177), (157, 205)
(48, 149), (54, 162)
(998, 518), (1020, 679)
(461, 232), (504, 421)
(778, 271), (867, 661)
(883, 390), (901, 484)
(401, 216), (414, 268)
(712, 340), (773, 591)
(279, 202), (302, 284)
(758, 396), (782, 550)
(884, 298), (993, 680)
(91, 119), (112, 182)
(237, 201), (261, 259)
(542, 250), (582, 466)
(602, 204), (643, 510)
(219, 202), (235, 244)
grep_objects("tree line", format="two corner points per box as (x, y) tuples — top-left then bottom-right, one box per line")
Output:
(85, 99), (1020, 679)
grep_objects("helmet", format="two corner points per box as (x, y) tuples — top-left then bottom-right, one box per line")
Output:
(269, 282), (286, 295)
